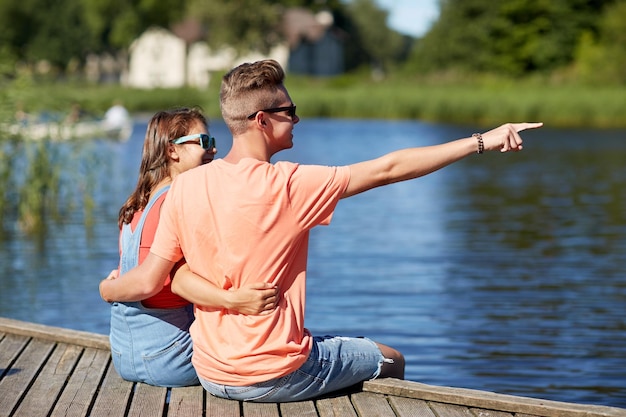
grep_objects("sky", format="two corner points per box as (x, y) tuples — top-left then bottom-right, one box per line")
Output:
(374, 0), (440, 37)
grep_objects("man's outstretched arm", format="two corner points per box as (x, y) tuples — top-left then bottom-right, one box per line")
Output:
(344, 122), (542, 198)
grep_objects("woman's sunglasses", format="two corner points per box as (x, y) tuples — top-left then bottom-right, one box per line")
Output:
(170, 133), (216, 150)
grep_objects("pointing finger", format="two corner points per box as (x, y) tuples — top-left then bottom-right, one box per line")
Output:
(513, 122), (543, 133)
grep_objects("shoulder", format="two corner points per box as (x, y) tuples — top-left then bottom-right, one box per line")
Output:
(277, 162), (349, 181)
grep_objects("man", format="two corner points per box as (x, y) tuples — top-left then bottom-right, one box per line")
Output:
(101, 59), (542, 402)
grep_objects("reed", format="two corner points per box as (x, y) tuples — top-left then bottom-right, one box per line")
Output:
(0, 136), (109, 238)
(16, 138), (61, 234)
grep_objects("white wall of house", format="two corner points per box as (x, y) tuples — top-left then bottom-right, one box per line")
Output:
(127, 27), (291, 89)
(187, 42), (236, 89)
(126, 27), (187, 89)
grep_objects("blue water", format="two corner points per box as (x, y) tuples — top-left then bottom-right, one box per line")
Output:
(1, 118), (624, 408)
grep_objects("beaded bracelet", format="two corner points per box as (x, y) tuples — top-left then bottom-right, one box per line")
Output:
(473, 133), (484, 154)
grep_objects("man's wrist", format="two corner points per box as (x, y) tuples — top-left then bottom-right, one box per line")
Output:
(224, 290), (237, 311)
(473, 133), (484, 154)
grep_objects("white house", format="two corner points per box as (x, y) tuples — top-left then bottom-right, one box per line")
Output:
(186, 42), (289, 89)
(126, 27), (288, 89)
(125, 8), (341, 89)
(126, 27), (187, 89)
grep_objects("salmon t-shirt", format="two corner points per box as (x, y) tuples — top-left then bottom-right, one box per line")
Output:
(151, 158), (350, 385)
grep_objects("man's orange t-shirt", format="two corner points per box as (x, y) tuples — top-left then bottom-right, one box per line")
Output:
(151, 158), (350, 385)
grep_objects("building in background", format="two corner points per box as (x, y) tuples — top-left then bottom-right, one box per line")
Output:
(284, 8), (344, 76)
(126, 27), (187, 89)
(124, 8), (343, 89)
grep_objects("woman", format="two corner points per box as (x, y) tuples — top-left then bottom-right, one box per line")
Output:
(103, 108), (277, 387)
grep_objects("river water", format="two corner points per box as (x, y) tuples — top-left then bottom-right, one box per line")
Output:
(1, 118), (624, 407)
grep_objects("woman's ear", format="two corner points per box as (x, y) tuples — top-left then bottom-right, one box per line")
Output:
(169, 143), (180, 162)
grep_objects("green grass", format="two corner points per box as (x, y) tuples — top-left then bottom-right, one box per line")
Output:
(6, 74), (626, 129)
(289, 76), (626, 128)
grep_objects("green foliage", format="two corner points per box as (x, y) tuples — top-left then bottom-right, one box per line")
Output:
(407, 0), (615, 77)
(573, 0), (626, 84)
(17, 139), (61, 234)
(344, 0), (406, 73)
(0, 0), (397, 76)
(80, 0), (184, 50)
(0, 47), (17, 123)
(185, 0), (284, 54)
(184, 0), (350, 55)
(2, 0), (624, 85)
(279, 71), (626, 128)
(0, 0), (96, 68)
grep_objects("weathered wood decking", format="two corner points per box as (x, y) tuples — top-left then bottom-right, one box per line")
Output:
(1, 317), (624, 417)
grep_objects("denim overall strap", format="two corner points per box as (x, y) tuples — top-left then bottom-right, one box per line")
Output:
(119, 185), (170, 275)
(109, 184), (198, 387)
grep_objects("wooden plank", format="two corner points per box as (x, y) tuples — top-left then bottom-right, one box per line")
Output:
(50, 347), (110, 417)
(0, 338), (55, 417)
(1, 318), (623, 417)
(168, 386), (204, 417)
(0, 333), (30, 377)
(280, 400), (319, 417)
(364, 379), (626, 417)
(242, 401), (281, 417)
(316, 395), (358, 417)
(89, 364), (134, 417)
(387, 396), (437, 417)
(205, 393), (240, 417)
(351, 392), (396, 417)
(12, 343), (83, 417)
(126, 383), (167, 417)
(428, 402), (473, 417)
(0, 318), (109, 350)
(469, 408), (513, 416)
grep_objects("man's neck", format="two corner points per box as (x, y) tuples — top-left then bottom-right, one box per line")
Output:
(223, 133), (273, 163)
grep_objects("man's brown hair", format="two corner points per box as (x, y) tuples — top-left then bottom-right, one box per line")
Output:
(220, 59), (286, 134)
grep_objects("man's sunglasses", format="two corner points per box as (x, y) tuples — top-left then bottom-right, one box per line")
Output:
(247, 105), (297, 120)
(170, 133), (216, 150)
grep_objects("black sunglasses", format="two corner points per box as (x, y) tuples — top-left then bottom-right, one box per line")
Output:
(170, 133), (216, 150)
(247, 105), (297, 120)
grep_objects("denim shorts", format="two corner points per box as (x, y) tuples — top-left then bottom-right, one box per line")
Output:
(109, 302), (199, 387)
(199, 335), (388, 402)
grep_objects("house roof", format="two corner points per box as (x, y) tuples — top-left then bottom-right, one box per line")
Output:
(283, 8), (334, 47)
(171, 17), (205, 43)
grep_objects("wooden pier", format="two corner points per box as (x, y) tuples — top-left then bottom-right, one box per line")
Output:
(1, 317), (624, 417)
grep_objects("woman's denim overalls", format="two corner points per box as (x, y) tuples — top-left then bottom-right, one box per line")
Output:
(109, 186), (198, 387)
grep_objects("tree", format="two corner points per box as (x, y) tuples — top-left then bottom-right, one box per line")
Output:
(406, 0), (615, 77)
(574, 0), (626, 84)
(344, 0), (405, 74)
(0, 0), (95, 69)
(80, 0), (185, 50)
(0, 0), (407, 77)
(184, 0), (285, 54)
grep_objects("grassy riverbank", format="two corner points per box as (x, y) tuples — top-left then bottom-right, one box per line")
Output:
(8, 74), (626, 129)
